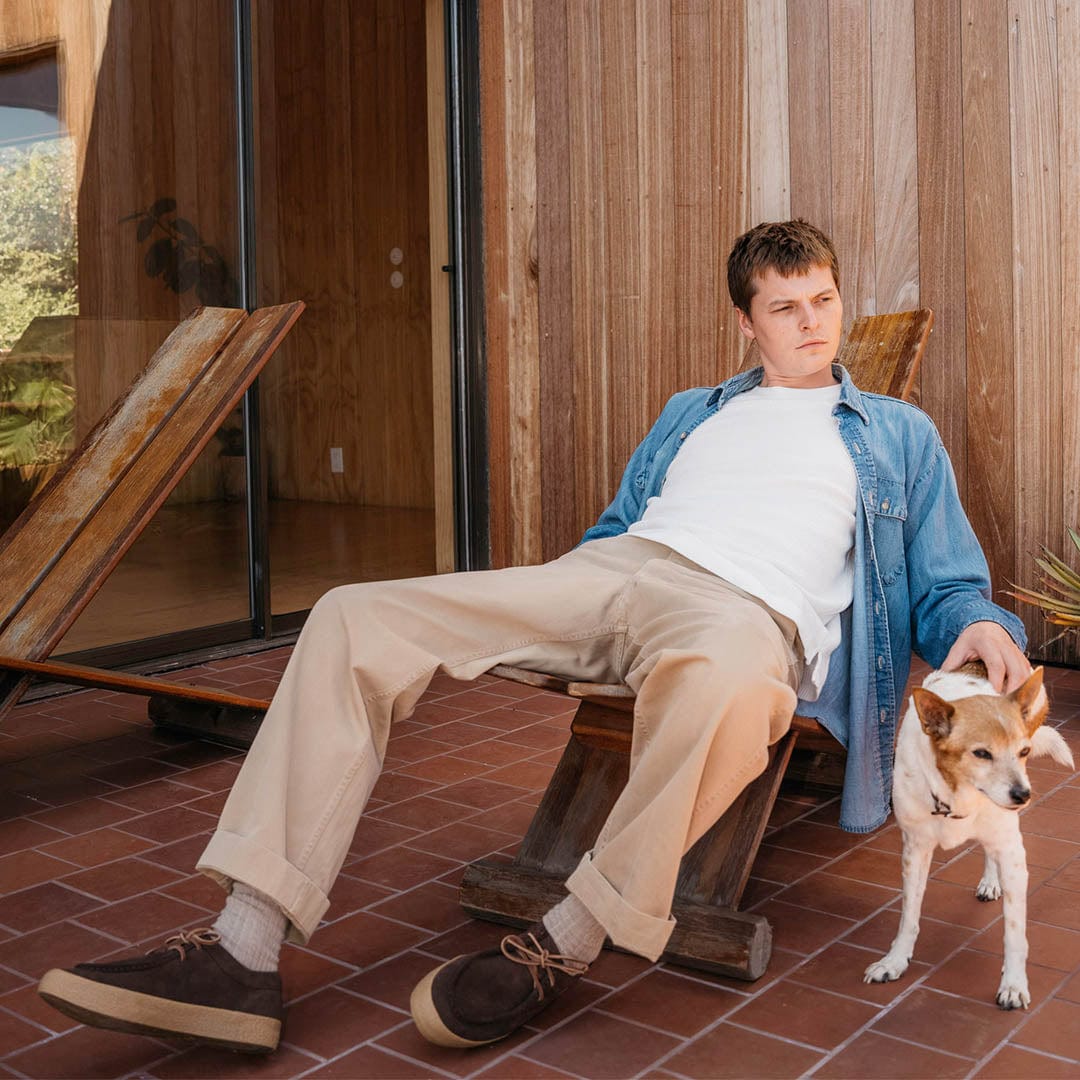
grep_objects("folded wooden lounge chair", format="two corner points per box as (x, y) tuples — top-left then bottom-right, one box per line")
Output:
(0, 303), (303, 728)
(460, 308), (935, 981)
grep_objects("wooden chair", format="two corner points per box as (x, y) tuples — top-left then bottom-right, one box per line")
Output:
(0, 304), (303, 726)
(460, 308), (934, 981)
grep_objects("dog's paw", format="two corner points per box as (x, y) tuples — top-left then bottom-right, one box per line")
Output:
(864, 956), (908, 984)
(995, 980), (1030, 1011)
(976, 879), (1002, 902)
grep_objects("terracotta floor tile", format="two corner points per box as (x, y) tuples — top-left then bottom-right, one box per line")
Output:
(405, 821), (518, 862)
(0, 882), (102, 933)
(871, 987), (1026, 1058)
(976, 1044), (1080, 1078)
(789, 941), (931, 1005)
(927, 948), (1062, 1006)
(98, 778), (204, 814)
(39, 826), (157, 869)
(278, 986), (403, 1059)
(827, 845), (904, 887)
(740, 877), (785, 908)
(570, 949), (651, 990)
(431, 777), (530, 810)
(150, 741), (238, 770)
(347, 816), (422, 860)
(375, 1018), (532, 1078)
(911, 878), (1007, 930)
(385, 732), (461, 764)
(597, 968), (742, 1036)
(371, 795), (480, 832)
(0, 919), (121, 980)
(306, 1043), (442, 1078)
(347, 845), (460, 892)
(339, 950), (444, 1012)
(147, 1043), (320, 1078)
(479, 760), (556, 791)
(367, 772), (441, 806)
(1019, 805), (1080, 841)
(279, 945), (355, 1004)
(663, 1021), (825, 1079)
(728, 978), (880, 1050)
(417, 719), (504, 747)
(749, 899), (856, 955)
(369, 881), (470, 934)
(750, 843), (831, 884)
(301, 910), (428, 970)
(27, 797), (136, 835)
(474, 1054), (576, 1078)
(1048, 856), (1080, 891)
(522, 978), (611, 1033)
(1, 982), (80, 1035)
(398, 754), (494, 785)
(0, 850), (79, 896)
(0, 1007), (49, 1057)
(1012, 997), (1080, 1060)
(169, 759), (242, 792)
(466, 799), (542, 837)
(138, 832), (215, 872)
(8, 1027), (168, 1080)
(0, 817), (68, 857)
(182, 790), (229, 816)
(843, 909), (977, 963)
(500, 723), (572, 752)
(812, 1030), (971, 1078)
(58, 856), (185, 902)
(524, 1012), (680, 1078)
(323, 871), (393, 918)
(75, 891), (209, 944)
(449, 737), (540, 768)
(0, 966), (30, 996)
(1029, 885), (1080, 932)
(419, 918), (512, 963)
(1039, 785), (1080, 813)
(764, 820), (864, 859)
(87, 757), (183, 789)
(774, 871), (897, 921)
(1059, 969), (1080, 1003)
(159, 871), (229, 912)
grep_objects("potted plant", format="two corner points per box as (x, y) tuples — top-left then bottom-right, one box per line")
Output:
(1008, 529), (1080, 641)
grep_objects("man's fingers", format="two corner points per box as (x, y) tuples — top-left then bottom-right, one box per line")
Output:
(940, 641), (970, 673)
(983, 653), (1007, 693)
(1003, 653), (1033, 694)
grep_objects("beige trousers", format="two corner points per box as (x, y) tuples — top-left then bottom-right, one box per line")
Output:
(197, 535), (802, 961)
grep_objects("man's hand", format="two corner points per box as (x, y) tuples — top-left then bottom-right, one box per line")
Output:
(941, 621), (1031, 693)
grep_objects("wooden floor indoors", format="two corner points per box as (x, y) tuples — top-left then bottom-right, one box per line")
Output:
(57, 502), (436, 653)
(0, 652), (1077, 1078)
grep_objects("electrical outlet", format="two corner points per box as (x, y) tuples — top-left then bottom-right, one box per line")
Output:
(330, 447), (344, 474)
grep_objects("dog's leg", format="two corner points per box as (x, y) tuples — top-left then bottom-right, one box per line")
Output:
(865, 834), (934, 984)
(994, 844), (1030, 1010)
(976, 850), (1002, 901)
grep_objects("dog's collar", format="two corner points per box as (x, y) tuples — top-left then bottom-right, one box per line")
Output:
(931, 793), (966, 820)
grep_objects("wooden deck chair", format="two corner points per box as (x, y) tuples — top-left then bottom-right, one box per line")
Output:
(0, 303), (303, 726)
(461, 308), (934, 981)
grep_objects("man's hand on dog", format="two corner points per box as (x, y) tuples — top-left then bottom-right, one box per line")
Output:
(942, 621), (1031, 693)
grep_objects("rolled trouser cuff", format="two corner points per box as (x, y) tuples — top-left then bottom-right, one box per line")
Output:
(197, 829), (330, 944)
(565, 851), (675, 962)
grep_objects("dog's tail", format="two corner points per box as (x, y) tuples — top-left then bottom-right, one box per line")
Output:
(1031, 725), (1075, 769)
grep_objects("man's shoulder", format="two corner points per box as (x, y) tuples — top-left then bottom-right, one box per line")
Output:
(858, 390), (938, 435)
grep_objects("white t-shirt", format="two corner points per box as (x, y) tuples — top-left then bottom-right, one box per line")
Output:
(628, 382), (857, 698)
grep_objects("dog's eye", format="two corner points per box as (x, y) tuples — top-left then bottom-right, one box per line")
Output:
(1019, 747), (1031, 758)
(972, 748), (993, 761)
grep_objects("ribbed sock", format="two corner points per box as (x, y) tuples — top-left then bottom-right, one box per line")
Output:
(212, 882), (288, 972)
(542, 893), (606, 964)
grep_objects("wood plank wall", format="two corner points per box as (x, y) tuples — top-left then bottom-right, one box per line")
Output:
(481, 0), (1080, 665)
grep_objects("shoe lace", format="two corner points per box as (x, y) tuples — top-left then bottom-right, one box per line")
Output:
(500, 932), (588, 1001)
(159, 927), (220, 962)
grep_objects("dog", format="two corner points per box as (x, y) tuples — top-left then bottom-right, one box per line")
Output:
(864, 660), (1074, 1009)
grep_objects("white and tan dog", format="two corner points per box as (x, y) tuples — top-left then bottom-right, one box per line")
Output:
(864, 661), (1074, 1009)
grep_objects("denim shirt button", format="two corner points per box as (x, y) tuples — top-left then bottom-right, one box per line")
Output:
(879, 708), (887, 723)
(880, 499), (890, 511)
(877, 655), (885, 670)
(679, 432), (687, 441)
(874, 601), (880, 615)
(853, 442), (862, 454)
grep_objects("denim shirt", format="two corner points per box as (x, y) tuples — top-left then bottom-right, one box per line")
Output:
(580, 364), (1027, 833)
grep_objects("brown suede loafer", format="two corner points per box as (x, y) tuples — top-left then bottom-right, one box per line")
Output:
(38, 928), (282, 1054)
(410, 923), (589, 1047)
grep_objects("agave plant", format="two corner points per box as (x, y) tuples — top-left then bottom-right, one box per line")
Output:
(1008, 528), (1080, 639)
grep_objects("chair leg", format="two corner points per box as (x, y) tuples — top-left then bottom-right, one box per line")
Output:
(459, 700), (797, 980)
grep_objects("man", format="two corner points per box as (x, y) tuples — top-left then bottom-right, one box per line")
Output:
(38, 220), (1028, 1053)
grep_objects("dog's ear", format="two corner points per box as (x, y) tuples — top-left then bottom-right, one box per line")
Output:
(913, 688), (955, 740)
(1010, 666), (1048, 735)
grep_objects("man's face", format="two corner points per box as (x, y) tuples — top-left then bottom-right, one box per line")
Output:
(736, 264), (843, 388)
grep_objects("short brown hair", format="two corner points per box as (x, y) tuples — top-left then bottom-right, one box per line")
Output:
(726, 219), (840, 314)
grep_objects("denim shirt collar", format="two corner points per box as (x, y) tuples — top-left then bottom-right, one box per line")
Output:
(706, 363), (870, 425)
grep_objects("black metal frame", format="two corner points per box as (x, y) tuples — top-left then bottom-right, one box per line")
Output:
(53, 0), (489, 674)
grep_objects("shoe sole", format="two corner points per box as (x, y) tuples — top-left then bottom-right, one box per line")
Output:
(38, 969), (280, 1054)
(409, 960), (499, 1048)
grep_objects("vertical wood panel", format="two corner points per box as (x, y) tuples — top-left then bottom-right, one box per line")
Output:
(787, 0), (832, 234)
(828, 0), (875, 324)
(870, 0), (919, 312)
(1059, 0), (1080, 665)
(1009, 0), (1062, 660)
(747, 0), (790, 224)
(534, 0), (576, 560)
(961, 0), (1015, 608)
(713, 0), (749, 378)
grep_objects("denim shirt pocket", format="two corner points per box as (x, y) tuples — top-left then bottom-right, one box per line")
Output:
(872, 477), (908, 586)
